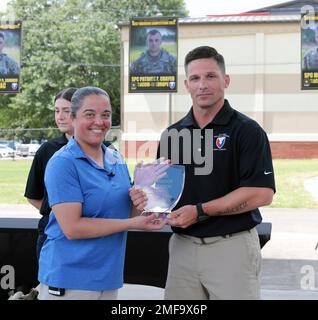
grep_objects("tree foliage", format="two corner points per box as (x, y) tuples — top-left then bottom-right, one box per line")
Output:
(0, 0), (187, 140)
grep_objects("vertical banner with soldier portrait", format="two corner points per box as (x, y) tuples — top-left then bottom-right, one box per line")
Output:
(0, 21), (21, 93)
(301, 11), (318, 89)
(129, 17), (178, 93)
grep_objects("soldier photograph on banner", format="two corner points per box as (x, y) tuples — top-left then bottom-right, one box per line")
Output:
(129, 17), (178, 93)
(0, 21), (21, 93)
(301, 13), (318, 89)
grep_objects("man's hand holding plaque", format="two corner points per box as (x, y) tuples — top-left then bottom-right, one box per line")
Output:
(131, 158), (185, 223)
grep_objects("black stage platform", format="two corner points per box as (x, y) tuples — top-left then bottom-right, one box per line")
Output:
(0, 216), (271, 299)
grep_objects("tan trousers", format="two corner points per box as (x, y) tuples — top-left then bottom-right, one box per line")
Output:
(38, 283), (118, 300)
(164, 228), (261, 300)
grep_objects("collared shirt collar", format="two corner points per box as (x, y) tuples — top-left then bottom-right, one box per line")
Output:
(179, 99), (234, 128)
(66, 137), (120, 172)
(66, 137), (105, 160)
(55, 134), (69, 145)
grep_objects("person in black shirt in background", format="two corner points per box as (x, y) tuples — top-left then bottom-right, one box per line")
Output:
(158, 46), (275, 300)
(24, 87), (77, 259)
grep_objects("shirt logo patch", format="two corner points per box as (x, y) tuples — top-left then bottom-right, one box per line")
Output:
(216, 137), (226, 149)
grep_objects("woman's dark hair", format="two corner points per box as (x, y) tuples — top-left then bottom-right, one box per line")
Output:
(54, 87), (78, 103)
(71, 86), (110, 116)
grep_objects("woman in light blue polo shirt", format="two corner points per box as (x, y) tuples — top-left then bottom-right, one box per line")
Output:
(37, 86), (167, 300)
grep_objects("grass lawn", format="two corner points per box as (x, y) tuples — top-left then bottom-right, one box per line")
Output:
(270, 159), (318, 208)
(0, 159), (317, 208)
(0, 160), (32, 204)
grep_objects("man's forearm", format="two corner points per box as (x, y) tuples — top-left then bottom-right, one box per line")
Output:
(202, 187), (274, 217)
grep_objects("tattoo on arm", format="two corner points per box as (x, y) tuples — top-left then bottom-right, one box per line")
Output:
(219, 201), (248, 215)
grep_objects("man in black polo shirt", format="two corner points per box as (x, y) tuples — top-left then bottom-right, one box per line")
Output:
(24, 87), (77, 259)
(157, 46), (275, 300)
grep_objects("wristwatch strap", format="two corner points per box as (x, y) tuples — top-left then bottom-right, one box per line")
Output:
(196, 203), (209, 222)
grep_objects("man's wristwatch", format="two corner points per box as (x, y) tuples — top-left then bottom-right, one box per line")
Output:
(196, 203), (209, 222)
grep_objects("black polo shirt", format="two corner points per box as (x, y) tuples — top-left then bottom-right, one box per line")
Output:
(24, 135), (69, 217)
(157, 99), (275, 238)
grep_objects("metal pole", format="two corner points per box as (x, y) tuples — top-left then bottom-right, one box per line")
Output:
(168, 93), (172, 125)
(12, 135), (15, 161)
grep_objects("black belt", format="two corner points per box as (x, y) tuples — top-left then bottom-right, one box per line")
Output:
(199, 234), (231, 244)
(177, 229), (251, 245)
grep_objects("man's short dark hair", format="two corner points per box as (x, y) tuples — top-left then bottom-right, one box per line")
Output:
(184, 46), (226, 74)
(147, 29), (161, 38)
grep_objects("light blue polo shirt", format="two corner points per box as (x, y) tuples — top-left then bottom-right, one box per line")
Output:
(38, 138), (132, 291)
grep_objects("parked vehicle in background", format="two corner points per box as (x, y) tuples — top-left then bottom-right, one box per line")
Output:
(16, 144), (29, 157)
(0, 140), (22, 151)
(0, 145), (15, 158)
(0, 140), (11, 148)
(7, 141), (21, 151)
(1, 139), (41, 158)
(27, 143), (41, 156)
(16, 143), (41, 157)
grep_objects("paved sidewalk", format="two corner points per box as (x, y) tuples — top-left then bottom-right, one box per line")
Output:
(1, 205), (318, 299)
(260, 208), (318, 299)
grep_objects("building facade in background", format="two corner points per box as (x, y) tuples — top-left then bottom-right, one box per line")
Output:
(119, 1), (318, 159)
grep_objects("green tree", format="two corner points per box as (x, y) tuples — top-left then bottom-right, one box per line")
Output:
(0, 0), (187, 140)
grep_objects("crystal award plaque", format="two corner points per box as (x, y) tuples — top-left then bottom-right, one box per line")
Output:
(134, 163), (185, 214)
